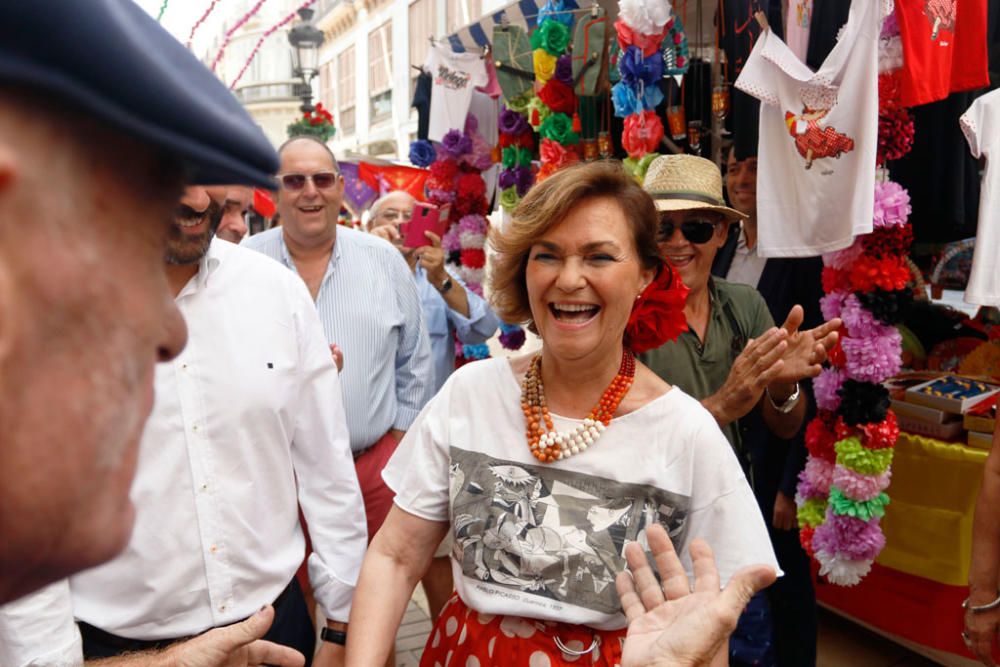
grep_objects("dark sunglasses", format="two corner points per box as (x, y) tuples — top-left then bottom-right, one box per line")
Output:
(657, 218), (721, 244)
(278, 171), (340, 191)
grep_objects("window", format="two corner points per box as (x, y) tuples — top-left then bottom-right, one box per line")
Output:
(319, 60), (335, 113)
(337, 46), (356, 135)
(368, 21), (393, 122)
(409, 0), (436, 112)
(446, 0), (481, 34)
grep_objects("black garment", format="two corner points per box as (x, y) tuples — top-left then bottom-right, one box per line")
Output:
(80, 578), (315, 666)
(805, 0), (852, 71)
(889, 91), (982, 245)
(411, 71), (433, 141)
(718, 0), (783, 160)
(713, 223), (822, 667)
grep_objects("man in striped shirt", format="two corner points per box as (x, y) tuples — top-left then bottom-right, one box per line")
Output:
(243, 137), (434, 553)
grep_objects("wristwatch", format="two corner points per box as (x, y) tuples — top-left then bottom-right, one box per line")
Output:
(437, 276), (453, 293)
(766, 383), (800, 414)
(320, 627), (347, 645)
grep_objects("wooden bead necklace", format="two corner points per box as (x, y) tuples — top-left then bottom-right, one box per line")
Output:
(522, 348), (636, 462)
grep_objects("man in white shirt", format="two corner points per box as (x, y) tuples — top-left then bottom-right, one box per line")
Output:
(216, 185), (253, 243)
(0, 187), (366, 667)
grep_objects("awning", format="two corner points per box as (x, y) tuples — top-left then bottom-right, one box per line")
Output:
(444, 0), (585, 53)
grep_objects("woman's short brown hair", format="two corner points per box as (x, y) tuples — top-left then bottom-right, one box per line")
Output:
(489, 160), (663, 328)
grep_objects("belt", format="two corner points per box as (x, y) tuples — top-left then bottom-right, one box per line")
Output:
(79, 578), (297, 653)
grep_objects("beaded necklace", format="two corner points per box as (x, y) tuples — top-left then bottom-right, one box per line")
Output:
(521, 348), (636, 462)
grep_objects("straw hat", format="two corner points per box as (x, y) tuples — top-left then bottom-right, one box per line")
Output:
(642, 154), (747, 223)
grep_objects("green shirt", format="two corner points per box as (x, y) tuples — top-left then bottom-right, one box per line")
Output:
(640, 277), (774, 453)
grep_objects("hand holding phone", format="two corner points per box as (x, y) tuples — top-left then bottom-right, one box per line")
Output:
(403, 203), (448, 249)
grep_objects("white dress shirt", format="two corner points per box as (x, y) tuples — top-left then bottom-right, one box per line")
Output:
(0, 239), (367, 666)
(725, 226), (768, 289)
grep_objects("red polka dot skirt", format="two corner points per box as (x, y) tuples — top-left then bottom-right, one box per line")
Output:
(420, 594), (628, 666)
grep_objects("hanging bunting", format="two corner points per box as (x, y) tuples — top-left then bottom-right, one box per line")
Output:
(156, 0), (170, 23)
(229, 0), (318, 88)
(187, 0), (224, 47)
(213, 0), (271, 72)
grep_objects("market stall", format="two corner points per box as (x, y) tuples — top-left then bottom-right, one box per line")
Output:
(368, 0), (997, 661)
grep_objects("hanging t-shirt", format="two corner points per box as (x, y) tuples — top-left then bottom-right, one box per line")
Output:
(382, 358), (779, 630)
(896, 0), (956, 106)
(735, 0), (879, 257)
(425, 44), (489, 142)
(411, 70), (432, 141)
(960, 88), (1000, 306)
(786, 0), (814, 62)
(951, 0), (990, 93)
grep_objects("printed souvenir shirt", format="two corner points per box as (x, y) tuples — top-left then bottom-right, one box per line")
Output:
(735, 0), (879, 257)
(960, 88), (1000, 306)
(383, 358), (779, 629)
(426, 44), (489, 142)
(896, 0), (988, 107)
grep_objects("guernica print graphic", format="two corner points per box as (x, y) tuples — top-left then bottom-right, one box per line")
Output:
(447, 447), (690, 614)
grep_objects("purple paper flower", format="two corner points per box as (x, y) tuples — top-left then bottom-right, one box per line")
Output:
(442, 225), (462, 253)
(799, 457), (835, 498)
(812, 512), (885, 562)
(555, 54), (573, 86)
(815, 367), (845, 412)
(499, 107), (530, 136)
(441, 129), (473, 158)
(840, 294), (888, 339)
(515, 166), (534, 197)
(843, 329), (902, 383)
(873, 180), (911, 228)
(408, 140), (437, 167)
(459, 214), (487, 235)
(498, 168), (517, 190)
(820, 290), (848, 321)
(499, 322), (526, 350)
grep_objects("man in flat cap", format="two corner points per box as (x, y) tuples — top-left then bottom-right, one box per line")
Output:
(0, 185), (365, 667)
(0, 1), (303, 665)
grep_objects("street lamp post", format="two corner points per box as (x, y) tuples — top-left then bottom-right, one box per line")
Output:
(288, 7), (325, 113)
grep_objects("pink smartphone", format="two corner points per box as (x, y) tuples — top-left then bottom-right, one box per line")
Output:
(403, 203), (448, 248)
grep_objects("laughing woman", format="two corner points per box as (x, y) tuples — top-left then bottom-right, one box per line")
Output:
(345, 161), (778, 667)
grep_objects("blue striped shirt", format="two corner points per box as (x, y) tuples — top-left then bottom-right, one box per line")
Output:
(243, 226), (434, 451)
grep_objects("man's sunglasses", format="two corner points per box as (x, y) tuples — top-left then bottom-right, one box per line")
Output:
(657, 218), (721, 244)
(278, 171), (340, 191)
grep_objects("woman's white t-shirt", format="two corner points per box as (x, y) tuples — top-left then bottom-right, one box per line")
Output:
(382, 358), (780, 630)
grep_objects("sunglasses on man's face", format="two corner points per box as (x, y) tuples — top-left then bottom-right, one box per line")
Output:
(278, 171), (340, 191)
(657, 218), (721, 244)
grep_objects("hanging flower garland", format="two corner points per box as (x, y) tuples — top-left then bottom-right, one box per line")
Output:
(614, 0), (671, 181)
(531, 13), (581, 182)
(411, 116), (526, 354)
(795, 5), (911, 585)
(498, 105), (536, 212)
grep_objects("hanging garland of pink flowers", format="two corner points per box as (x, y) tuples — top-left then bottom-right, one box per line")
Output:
(795, 5), (913, 586)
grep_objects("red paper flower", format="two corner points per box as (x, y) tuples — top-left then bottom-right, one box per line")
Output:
(615, 18), (670, 58)
(624, 264), (690, 353)
(805, 414), (838, 463)
(799, 526), (816, 558)
(821, 267), (850, 293)
(460, 248), (486, 269)
(622, 111), (665, 159)
(849, 255), (910, 292)
(429, 159), (458, 182)
(862, 225), (913, 260)
(538, 79), (578, 115)
(536, 161), (560, 182)
(456, 173), (486, 199)
(539, 138), (580, 168)
(828, 335), (846, 368)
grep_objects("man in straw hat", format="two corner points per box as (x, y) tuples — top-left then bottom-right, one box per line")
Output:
(638, 154), (840, 663)
(0, 1), (302, 665)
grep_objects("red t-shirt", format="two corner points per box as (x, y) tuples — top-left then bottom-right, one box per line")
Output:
(951, 0), (990, 93)
(897, 0), (988, 107)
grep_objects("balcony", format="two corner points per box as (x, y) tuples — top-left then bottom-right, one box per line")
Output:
(234, 81), (300, 104)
